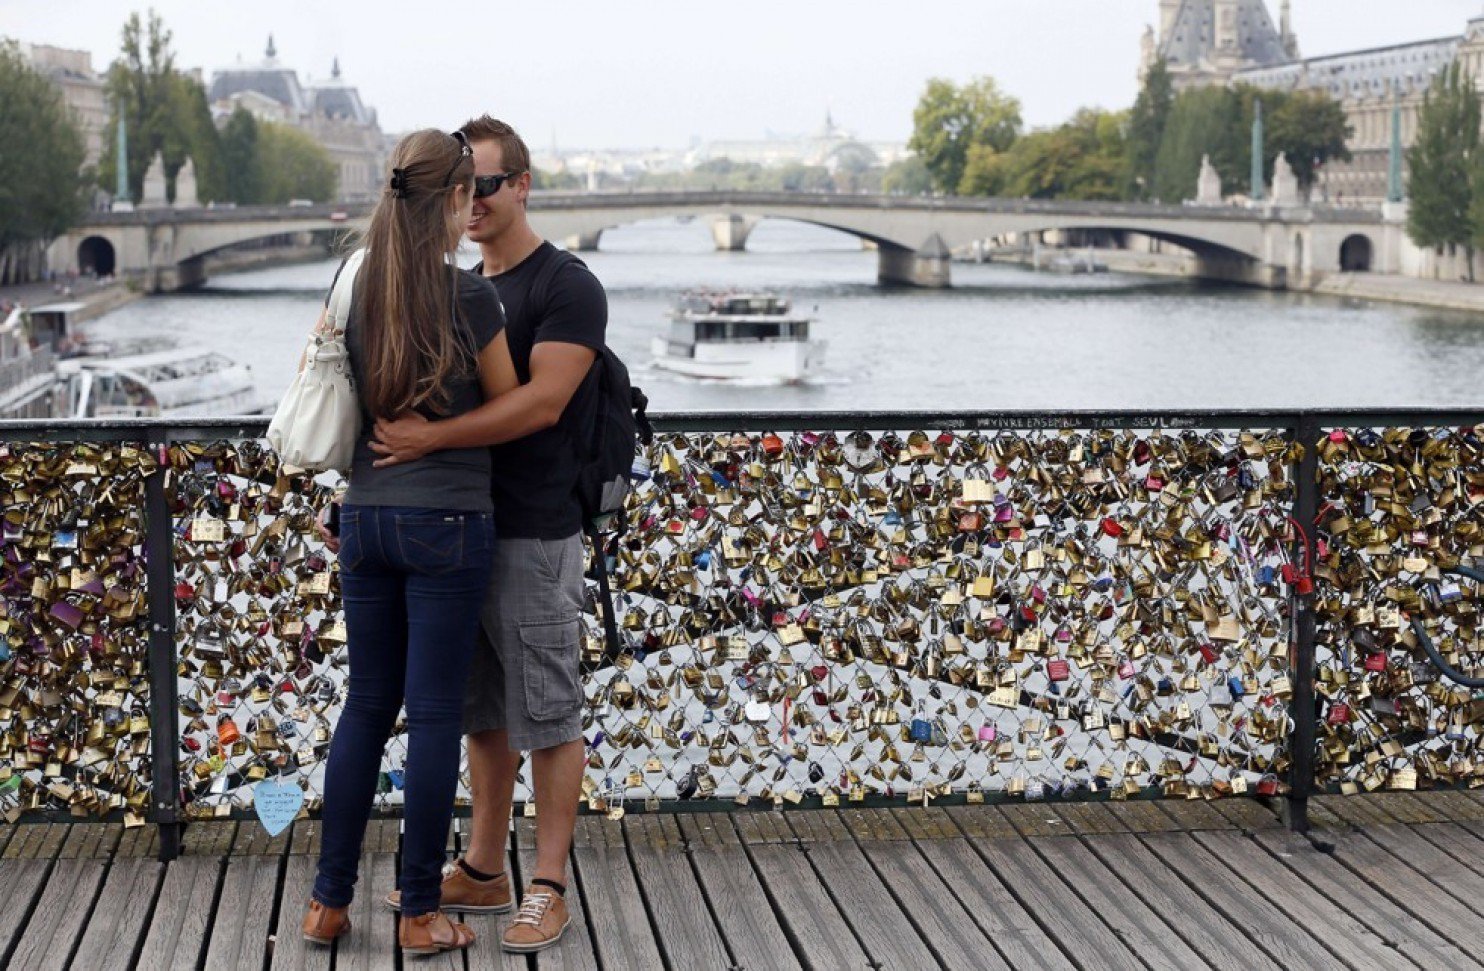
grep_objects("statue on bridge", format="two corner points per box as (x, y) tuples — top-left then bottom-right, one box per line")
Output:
(140, 153), (168, 210)
(1196, 154), (1223, 205)
(174, 158), (201, 209)
(1271, 152), (1301, 206)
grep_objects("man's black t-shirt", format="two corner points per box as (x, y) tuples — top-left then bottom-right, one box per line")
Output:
(475, 242), (607, 539)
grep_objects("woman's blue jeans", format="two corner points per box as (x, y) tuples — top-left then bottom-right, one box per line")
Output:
(313, 504), (494, 917)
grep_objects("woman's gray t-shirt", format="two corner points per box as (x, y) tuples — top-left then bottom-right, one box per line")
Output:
(330, 259), (505, 512)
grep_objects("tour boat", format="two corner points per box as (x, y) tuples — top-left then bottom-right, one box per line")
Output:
(13, 301), (264, 418)
(651, 291), (826, 383)
(59, 345), (262, 418)
(0, 306), (66, 420)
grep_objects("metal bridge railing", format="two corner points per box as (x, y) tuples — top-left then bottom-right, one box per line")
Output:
(0, 410), (1478, 861)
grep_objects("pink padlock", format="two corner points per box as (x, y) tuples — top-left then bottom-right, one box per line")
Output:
(977, 724), (997, 742)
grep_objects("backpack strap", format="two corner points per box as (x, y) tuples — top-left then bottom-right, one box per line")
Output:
(585, 520), (625, 666)
(528, 247), (582, 321)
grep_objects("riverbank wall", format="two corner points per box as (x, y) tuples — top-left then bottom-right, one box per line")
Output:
(202, 240), (336, 279)
(978, 245), (1484, 316)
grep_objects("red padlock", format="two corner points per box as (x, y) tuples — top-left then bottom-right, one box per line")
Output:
(1363, 652), (1387, 673)
(1326, 702), (1350, 726)
(760, 433), (784, 458)
(1256, 776), (1279, 796)
(1099, 517), (1123, 538)
(1047, 659), (1070, 682)
(1198, 642), (1219, 665)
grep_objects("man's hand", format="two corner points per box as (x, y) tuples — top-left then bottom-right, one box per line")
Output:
(370, 412), (439, 468)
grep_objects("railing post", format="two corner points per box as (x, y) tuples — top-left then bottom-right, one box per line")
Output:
(145, 437), (182, 861)
(1284, 414), (1320, 832)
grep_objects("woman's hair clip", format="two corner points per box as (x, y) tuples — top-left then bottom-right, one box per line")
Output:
(389, 167), (409, 198)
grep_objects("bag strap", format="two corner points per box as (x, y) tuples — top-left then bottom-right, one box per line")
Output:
(323, 249), (366, 338)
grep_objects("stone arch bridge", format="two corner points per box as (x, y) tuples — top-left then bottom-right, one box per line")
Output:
(52, 191), (1397, 291)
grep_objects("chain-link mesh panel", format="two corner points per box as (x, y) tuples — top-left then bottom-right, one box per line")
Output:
(586, 425), (1299, 810)
(1312, 426), (1484, 793)
(0, 442), (153, 822)
(1, 422), (1313, 822)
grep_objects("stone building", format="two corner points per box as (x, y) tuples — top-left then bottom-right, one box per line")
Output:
(1141, 2), (1484, 204)
(20, 44), (108, 169)
(208, 37), (385, 201)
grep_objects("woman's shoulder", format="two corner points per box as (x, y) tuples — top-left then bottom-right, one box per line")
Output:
(454, 267), (504, 337)
(456, 267), (497, 297)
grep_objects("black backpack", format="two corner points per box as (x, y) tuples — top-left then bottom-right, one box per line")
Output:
(528, 250), (653, 660)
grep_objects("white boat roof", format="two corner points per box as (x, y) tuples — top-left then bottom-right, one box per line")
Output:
(75, 346), (231, 370)
(29, 302), (87, 314)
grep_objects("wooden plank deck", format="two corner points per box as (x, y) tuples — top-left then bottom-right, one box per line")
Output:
(2, 792), (1484, 969)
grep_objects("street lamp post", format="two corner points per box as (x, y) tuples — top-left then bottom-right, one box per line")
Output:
(1251, 99), (1265, 203)
(112, 97), (134, 213)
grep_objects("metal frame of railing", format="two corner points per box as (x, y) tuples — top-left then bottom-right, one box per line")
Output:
(0, 408), (1479, 862)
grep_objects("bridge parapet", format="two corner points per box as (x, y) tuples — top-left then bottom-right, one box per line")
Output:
(58, 191), (1397, 291)
(0, 409), (1477, 857)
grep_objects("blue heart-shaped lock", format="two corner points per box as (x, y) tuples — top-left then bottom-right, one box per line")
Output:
(253, 778), (304, 836)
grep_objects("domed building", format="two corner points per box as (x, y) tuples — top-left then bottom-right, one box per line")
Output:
(209, 37), (385, 201)
(1141, 3), (1484, 204)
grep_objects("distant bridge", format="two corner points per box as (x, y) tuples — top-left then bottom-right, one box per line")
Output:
(51, 191), (1397, 291)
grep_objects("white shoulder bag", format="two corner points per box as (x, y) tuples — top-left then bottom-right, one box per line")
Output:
(267, 248), (366, 473)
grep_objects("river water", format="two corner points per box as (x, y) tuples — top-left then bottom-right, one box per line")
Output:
(86, 219), (1484, 414)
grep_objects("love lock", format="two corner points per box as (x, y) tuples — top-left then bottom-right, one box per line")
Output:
(1408, 564), (1484, 688)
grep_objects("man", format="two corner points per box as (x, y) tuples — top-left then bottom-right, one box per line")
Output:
(371, 115), (604, 954)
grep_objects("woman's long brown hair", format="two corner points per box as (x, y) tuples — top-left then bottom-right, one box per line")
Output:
(357, 129), (474, 418)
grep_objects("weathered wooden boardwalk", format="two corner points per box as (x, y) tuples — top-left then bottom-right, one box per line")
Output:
(3, 791), (1484, 970)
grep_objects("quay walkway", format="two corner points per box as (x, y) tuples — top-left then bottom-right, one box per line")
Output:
(3, 790), (1484, 969)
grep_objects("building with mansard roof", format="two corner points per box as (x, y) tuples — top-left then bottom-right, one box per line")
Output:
(208, 37), (385, 201)
(20, 44), (108, 169)
(1141, 3), (1484, 204)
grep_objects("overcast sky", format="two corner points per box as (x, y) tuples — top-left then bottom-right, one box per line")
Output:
(5, 1), (1482, 148)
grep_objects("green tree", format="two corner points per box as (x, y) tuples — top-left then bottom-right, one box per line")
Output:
(958, 144), (1007, 196)
(99, 10), (221, 203)
(1152, 86), (1245, 202)
(995, 109), (1129, 201)
(829, 141), (878, 193)
(0, 41), (87, 282)
(530, 167), (582, 190)
(220, 107), (263, 203)
(1126, 59), (1172, 199)
(1408, 61), (1480, 275)
(775, 162), (834, 193)
(1264, 89), (1351, 193)
(881, 156), (933, 195)
(169, 75), (224, 202)
(908, 76), (1022, 195)
(257, 122), (338, 203)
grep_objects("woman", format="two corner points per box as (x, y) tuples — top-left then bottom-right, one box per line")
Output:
(299, 129), (518, 956)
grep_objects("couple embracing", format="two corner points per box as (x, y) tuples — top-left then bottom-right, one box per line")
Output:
(296, 118), (603, 956)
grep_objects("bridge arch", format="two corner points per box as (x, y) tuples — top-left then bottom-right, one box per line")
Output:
(77, 236), (116, 277)
(60, 193), (1393, 290)
(1340, 234), (1374, 272)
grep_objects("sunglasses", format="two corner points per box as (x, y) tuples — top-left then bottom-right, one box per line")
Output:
(474, 170), (524, 198)
(441, 130), (473, 187)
